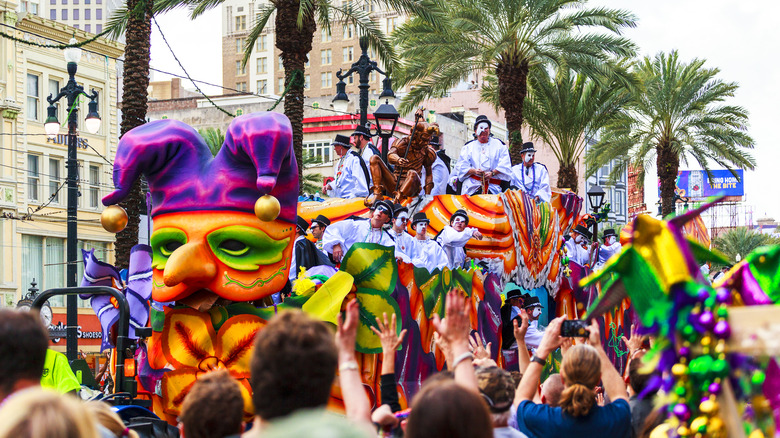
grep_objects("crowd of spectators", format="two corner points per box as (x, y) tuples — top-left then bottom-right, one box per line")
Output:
(0, 292), (659, 438)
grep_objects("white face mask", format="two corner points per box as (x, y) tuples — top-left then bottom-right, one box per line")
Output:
(476, 122), (490, 137)
(574, 234), (583, 244)
(532, 307), (541, 318)
(394, 213), (408, 229)
(524, 152), (534, 163)
(606, 236), (616, 246)
(415, 223), (427, 235)
(452, 217), (466, 226)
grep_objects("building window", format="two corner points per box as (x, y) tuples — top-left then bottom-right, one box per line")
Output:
(96, 23), (102, 33)
(73, 8), (79, 19)
(321, 49), (332, 65)
(85, 0), (89, 4)
(343, 46), (353, 62)
(321, 28), (331, 42)
(256, 57), (267, 74)
(348, 75), (354, 84)
(343, 24), (354, 39)
(85, 24), (91, 33)
(236, 82), (247, 92)
(21, 235), (68, 308)
(235, 15), (246, 31)
(96, 8), (101, 19)
(236, 37), (245, 53)
(304, 74), (310, 90)
(256, 79), (267, 94)
(27, 73), (39, 120)
(28, 154), (40, 201)
(256, 34), (267, 51)
(74, 24), (79, 30)
(49, 78), (62, 122)
(21, 235), (46, 304)
(84, 7), (90, 18)
(278, 55), (284, 70)
(387, 17), (398, 33)
(49, 158), (61, 204)
(278, 77), (284, 94)
(49, 9), (56, 18)
(236, 61), (246, 75)
(304, 141), (332, 164)
(61, 8), (67, 19)
(89, 165), (100, 208)
(369, 71), (377, 83)
(321, 71), (332, 88)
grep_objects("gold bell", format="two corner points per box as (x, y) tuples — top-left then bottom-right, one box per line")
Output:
(672, 363), (688, 378)
(254, 195), (281, 222)
(649, 424), (672, 438)
(690, 416), (708, 433)
(101, 205), (129, 233)
(748, 430), (765, 438)
(699, 399), (719, 415)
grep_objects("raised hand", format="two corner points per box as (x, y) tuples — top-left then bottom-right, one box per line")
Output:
(513, 308), (529, 345)
(469, 332), (492, 361)
(431, 290), (470, 350)
(336, 299), (359, 361)
(620, 324), (647, 358)
(370, 312), (407, 355)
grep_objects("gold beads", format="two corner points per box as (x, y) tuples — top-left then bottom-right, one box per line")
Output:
(254, 195), (281, 222)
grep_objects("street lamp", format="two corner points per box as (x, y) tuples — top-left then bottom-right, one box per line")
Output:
(372, 97), (399, 164)
(45, 37), (102, 362)
(587, 185), (606, 241)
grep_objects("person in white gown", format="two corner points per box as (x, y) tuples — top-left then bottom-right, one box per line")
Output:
(324, 134), (369, 199)
(390, 204), (417, 263)
(435, 209), (483, 269)
(510, 142), (551, 203)
(520, 293), (545, 351)
(450, 115), (512, 195)
(409, 212), (448, 272)
(563, 225), (596, 267)
(595, 228), (622, 270)
(419, 135), (450, 197)
(321, 200), (395, 263)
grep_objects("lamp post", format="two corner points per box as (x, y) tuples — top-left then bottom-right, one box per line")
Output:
(587, 185), (606, 242)
(332, 37), (398, 162)
(372, 97), (399, 164)
(44, 38), (102, 362)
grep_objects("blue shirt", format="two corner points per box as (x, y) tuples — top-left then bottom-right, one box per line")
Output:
(516, 398), (631, 438)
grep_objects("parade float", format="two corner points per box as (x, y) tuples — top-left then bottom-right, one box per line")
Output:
(81, 110), (778, 435)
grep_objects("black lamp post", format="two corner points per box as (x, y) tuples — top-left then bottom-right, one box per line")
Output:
(44, 38), (102, 362)
(372, 95), (399, 164)
(587, 185), (606, 241)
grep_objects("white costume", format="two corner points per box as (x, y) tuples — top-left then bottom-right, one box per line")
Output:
(524, 319), (545, 350)
(420, 155), (450, 197)
(511, 163), (551, 203)
(288, 235), (307, 281)
(595, 241), (622, 269)
(564, 237), (592, 267)
(391, 230), (417, 263)
(322, 219), (395, 255)
(411, 239), (449, 272)
(328, 151), (369, 198)
(359, 145), (378, 187)
(451, 138), (512, 195)
(436, 226), (478, 269)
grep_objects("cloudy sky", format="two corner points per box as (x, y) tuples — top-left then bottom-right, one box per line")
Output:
(149, 0), (780, 220)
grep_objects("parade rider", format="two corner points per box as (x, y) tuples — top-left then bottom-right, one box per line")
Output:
(324, 134), (369, 199)
(322, 200), (396, 263)
(290, 216), (333, 282)
(435, 209), (483, 269)
(511, 142), (551, 203)
(390, 204), (417, 264)
(410, 212), (449, 272)
(420, 135), (451, 196)
(520, 293), (545, 351)
(564, 225), (597, 267)
(310, 214), (330, 253)
(595, 228), (622, 269)
(450, 115), (512, 195)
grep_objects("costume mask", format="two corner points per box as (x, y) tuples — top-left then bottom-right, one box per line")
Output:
(415, 223), (427, 235)
(574, 234), (583, 244)
(102, 113), (298, 303)
(475, 122), (490, 138)
(606, 236), (617, 246)
(531, 307), (542, 318)
(524, 152), (535, 164)
(395, 213), (409, 229)
(452, 217), (467, 226)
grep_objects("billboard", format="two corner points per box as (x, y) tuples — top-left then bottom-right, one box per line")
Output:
(674, 169), (744, 200)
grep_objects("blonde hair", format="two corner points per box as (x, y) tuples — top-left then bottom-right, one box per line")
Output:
(87, 401), (140, 438)
(0, 388), (99, 438)
(559, 344), (601, 417)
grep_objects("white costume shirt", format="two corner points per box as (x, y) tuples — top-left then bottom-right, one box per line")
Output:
(322, 219), (395, 255)
(452, 138), (512, 195)
(436, 225), (478, 269)
(391, 230), (417, 263)
(524, 319), (545, 349)
(328, 151), (369, 198)
(289, 235), (306, 281)
(411, 239), (449, 272)
(564, 237), (592, 267)
(511, 162), (551, 203)
(360, 144), (378, 187)
(420, 155), (450, 197)
(595, 241), (622, 269)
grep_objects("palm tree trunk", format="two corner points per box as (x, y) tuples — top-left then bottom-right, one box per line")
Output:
(115, 0), (152, 269)
(496, 59), (528, 166)
(557, 163), (578, 193)
(657, 142), (678, 217)
(275, 0), (315, 193)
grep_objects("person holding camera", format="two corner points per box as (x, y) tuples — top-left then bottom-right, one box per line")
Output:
(513, 317), (631, 437)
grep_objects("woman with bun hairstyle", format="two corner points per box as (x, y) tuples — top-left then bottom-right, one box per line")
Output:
(513, 317), (631, 437)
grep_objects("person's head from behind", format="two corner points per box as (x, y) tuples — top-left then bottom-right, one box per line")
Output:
(87, 402), (140, 438)
(628, 352), (659, 397)
(250, 310), (337, 422)
(0, 388), (99, 438)
(405, 379), (492, 438)
(559, 344), (601, 417)
(0, 309), (49, 400)
(540, 373), (564, 407)
(476, 367), (515, 427)
(179, 370), (245, 438)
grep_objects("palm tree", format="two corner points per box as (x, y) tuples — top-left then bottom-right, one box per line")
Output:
(712, 227), (780, 264)
(586, 51), (756, 217)
(522, 67), (632, 192)
(198, 127), (225, 157)
(392, 0), (637, 164)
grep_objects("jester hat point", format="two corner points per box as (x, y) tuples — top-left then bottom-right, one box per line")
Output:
(103, 112), (298, 223)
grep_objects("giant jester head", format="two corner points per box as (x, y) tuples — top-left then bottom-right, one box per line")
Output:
(103, 113), (298, 306)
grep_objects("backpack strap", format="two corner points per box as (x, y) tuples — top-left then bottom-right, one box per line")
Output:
(351, 150), (371, 189)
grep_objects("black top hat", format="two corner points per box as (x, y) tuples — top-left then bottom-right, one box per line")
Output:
(573, 225), (592, 241)
(474, 115), (492, 131)
(312, 214), (331, 228)
(411, 212), (429, 226)
(393, 203), (409, 218)
(296, 216), (309, 235)
(518, 142), (536, 154)
(351, 124), (372, 139)
(506, 288), (523, 301)
(332, 134), (351, 148)
(429, 135), (441, 148)
(521, 293), (543, 309)
(602, 228), (617, 239)
(450, 209), (470, 225)
(372, 200), (394, 217)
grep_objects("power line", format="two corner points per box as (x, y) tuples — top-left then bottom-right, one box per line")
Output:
(0, 163), (118, 189)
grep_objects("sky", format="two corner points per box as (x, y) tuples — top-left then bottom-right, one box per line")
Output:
(149, 1), (780, 220)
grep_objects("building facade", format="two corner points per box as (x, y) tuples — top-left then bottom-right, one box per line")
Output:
(0, 7), (124, 324)
(583, 147), (628, 234)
